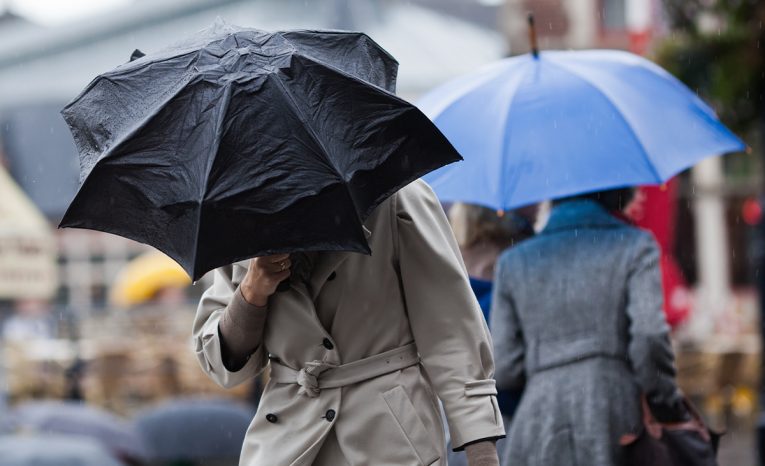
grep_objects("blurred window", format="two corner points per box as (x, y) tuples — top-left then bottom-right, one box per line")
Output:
(601, 0), (626, 31)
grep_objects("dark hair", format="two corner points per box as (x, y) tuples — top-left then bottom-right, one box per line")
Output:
(554, 187), (637, 212)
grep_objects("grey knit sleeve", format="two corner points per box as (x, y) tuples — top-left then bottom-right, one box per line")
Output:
(218, 287), (268, 372)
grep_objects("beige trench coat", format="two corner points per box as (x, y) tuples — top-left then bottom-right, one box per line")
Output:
(193, 180), (505, 466)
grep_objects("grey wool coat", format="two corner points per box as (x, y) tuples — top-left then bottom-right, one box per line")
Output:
(193, 180), (504, 466)
(490, 200), (683, 466)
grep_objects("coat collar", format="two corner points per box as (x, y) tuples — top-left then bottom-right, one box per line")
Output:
(302, 226), (372, 300)
(541, 200), (626, 235)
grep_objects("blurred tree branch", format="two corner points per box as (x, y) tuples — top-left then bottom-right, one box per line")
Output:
(656, 0), (764, 134)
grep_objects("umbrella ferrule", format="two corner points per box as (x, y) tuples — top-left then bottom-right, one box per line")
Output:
(527, 13), (539, 59)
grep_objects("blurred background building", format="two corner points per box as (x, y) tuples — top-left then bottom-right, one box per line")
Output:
(0, 0), (507, 314)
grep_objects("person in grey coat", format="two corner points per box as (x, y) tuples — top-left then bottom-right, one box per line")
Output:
(491, 188), (687, 466)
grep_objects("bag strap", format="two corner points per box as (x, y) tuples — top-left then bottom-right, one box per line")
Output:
(640, 395), (663, 439)
(639, 394), (711, 442)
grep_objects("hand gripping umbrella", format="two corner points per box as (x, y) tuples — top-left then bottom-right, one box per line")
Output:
(60, 21), (461, 279)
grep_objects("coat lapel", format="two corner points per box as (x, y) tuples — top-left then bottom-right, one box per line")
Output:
(307, 226), (372, 301)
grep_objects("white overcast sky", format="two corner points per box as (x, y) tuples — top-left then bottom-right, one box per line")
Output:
(6, 0), (132, 25)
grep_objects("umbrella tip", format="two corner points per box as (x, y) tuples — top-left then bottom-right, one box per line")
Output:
(129, 49), (146, 62)
(527, 13), (539, 59)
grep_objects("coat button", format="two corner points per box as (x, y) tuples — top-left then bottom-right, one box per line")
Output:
(266, 413), (278, 423)
(322, 338), (334, 350)
(324, 409), (336, 422)
(328, 271), (337, 281)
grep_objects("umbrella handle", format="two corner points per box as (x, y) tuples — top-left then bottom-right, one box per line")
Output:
(527, 13), (539, 58)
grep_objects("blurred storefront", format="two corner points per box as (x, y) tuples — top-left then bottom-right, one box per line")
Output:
(0, 164), (57, 301)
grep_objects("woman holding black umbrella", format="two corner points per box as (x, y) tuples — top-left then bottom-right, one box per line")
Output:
(194, 180), (505, 466)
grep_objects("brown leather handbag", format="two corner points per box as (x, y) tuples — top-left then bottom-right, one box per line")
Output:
(620, 396), (722, 466)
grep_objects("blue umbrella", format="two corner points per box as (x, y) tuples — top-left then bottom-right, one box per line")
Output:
(418, 49), (746, 210)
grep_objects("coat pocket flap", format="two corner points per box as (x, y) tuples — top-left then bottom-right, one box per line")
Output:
(464, 379), (497, 397)
(381, 386), (440, 465)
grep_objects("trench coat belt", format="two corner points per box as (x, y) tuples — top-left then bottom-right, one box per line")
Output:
(269, 343), (420, 398)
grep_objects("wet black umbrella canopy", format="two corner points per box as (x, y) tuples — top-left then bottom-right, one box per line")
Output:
(60, 21), (461, 280)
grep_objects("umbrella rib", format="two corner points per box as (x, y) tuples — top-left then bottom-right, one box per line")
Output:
(544, 59), (663, 184)
(496, 60), (534, 210)
(194, 84), (235, 274)
(266, 73), (362, 215)
(67, 73), (198, 173)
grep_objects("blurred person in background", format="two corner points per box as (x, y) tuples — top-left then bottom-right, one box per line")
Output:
(491, 188), (688, 466)
(449, 203), (537, 323)
(446, 203), (536, 466)
(1, 298), (54, 341)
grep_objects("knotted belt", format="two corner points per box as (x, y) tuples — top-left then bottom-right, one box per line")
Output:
(269, 343), (420, 398)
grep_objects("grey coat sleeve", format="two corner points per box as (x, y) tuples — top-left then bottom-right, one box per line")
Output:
(490, 252), (526, 390)
(626, 233), (685, 419)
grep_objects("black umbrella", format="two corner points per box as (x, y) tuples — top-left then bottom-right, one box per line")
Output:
(60, 20), (461, 279)
(4, 401), (149, 463)
(133, 398), (254, 462)
(0, 435), (125, 466)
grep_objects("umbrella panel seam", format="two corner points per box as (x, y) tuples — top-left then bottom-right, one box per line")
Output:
(266, 71), (362, 216)
(543, 58), (663, 183)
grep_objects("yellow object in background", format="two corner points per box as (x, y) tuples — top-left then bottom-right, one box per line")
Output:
(110, 252), (191, 307)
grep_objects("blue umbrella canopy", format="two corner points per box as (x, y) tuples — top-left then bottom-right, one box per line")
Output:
(418, 50), (746, 211)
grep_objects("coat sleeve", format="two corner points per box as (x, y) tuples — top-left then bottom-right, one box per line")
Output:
(192, 264), (269, 389)
(626, 233), (685, 419)
(490, 251), (526, 390)
(394, 180), (505, 450)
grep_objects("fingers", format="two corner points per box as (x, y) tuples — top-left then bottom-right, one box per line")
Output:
(265, 254), (290, 263)
(248, 255), (291, 289)
(262, 257), (291, 274)
(250, 254), (292, 274)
